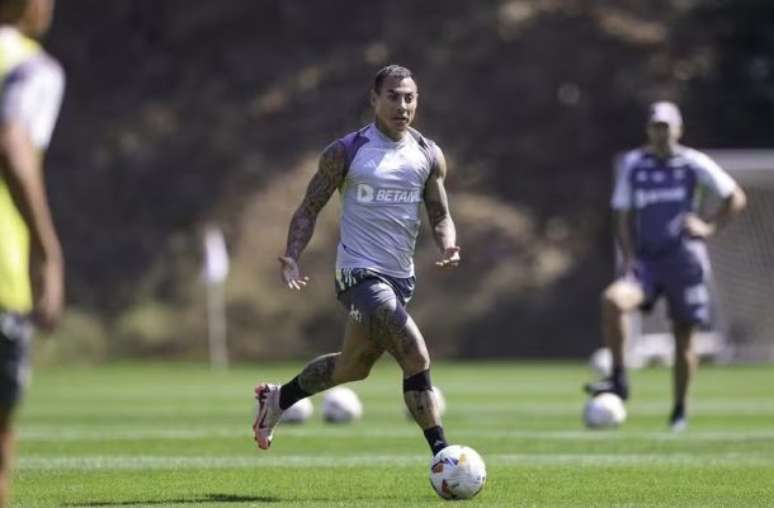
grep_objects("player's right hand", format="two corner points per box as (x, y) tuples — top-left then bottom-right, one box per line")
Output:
(278, 256), (309, 290)
(32, 260), (64, 331)
(683, 213), (716, 239)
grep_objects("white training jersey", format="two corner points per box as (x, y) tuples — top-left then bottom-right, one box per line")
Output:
(336, 124), (435, 278)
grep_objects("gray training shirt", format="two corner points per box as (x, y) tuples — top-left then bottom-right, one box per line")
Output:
(336, 123), (436, 278)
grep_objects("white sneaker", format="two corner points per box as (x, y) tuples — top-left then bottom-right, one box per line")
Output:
(670, 417), (688, 433)
(253, 383), (282, 449)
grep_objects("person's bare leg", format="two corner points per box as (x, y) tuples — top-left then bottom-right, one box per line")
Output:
(601, 280), (645, 368)
(587, 279), (646, 400)
(0, 410), (14, 508)
(374, 303), (446, 454)
(254, 319), (383, 450)
(670, 321), (696, 430)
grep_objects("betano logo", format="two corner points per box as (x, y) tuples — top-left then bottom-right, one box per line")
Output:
(357, 184), (422, 204)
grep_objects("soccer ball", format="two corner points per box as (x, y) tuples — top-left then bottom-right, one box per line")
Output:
(322, 386), (363, 423)
(583, 393), (627, 429)
(588, 347), (613, 377)
(279, 398), (313, 424)
(405, 385), (446, 419)
(429, 445), (487, 500)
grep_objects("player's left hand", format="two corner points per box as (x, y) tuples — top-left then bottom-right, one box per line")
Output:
(435, 246), (461, 268)
(683, 213), (716, 239)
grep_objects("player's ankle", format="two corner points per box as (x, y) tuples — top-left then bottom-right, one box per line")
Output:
(279, 376), (311, 411)
(670, 402), (686, 422)
(424, 425), (448, 455)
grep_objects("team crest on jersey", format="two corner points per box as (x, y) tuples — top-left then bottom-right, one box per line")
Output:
(356, 184), (421, 204)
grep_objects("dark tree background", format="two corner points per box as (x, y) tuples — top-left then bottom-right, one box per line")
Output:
(38, 0), (774, 361)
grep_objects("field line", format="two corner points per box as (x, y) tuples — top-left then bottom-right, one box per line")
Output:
(19, 427), (774, 442)
(17, 452), (774, 471)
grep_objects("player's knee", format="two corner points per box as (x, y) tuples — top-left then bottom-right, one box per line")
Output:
(348, 363), (372, 382)
(401, 350), (430, 376)
(0, 409), (11, 433)
(334, 360), (370, 383)
(673, 322), (695, 351)
(602, 287), (627, 315)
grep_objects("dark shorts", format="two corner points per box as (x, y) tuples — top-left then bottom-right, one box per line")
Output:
(335, 268), (415, 329)
(0, 312), (33, 409)
(635, 243), (711, 326)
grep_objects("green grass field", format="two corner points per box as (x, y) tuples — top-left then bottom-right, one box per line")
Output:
(12, 361), (774, 507)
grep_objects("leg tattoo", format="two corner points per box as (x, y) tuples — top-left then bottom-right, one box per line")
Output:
(372, 304), (428, 368)
(404, 389), (441, 428)
(372, 300), (447, 453)
(297, 353), (339, 394)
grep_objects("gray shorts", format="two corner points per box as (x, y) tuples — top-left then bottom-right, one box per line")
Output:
(0, 312), (33, 409)
(335, 268), (415, 329)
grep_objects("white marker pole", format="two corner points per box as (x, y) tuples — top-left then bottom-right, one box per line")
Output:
(202, 224), (229, 369)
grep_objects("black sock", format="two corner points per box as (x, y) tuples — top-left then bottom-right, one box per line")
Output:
(279, 376), (310, 410)
(424, 426), (448, 455)
(671, 402), (685, 421)
(612, 365), (626, 384)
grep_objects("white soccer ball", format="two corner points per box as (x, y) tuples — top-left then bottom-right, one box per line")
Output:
(429, 445), (487, 500)
(322, 386), (363, 423)
(583, 393), (627, 429)
(588, 347), (613, 377)
(279, 397), (313, 424)
(405, 386), (446, 419)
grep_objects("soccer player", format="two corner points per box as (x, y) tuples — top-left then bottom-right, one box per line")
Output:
(0, 0), (64, 504)
(253, 65), (460, 455)
(585, 101), (746, 431)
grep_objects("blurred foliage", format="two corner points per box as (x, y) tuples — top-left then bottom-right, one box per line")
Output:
(40, 0), (774, 360)
(33, 308), (108, 365)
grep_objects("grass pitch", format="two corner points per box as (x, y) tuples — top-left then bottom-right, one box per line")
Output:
(13, 360), (774, 507)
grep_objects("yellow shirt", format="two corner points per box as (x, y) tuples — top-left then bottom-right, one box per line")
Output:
(0, 27), (64, 312)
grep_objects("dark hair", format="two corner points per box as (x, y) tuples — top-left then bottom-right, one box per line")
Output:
(372, 65), (414, 94)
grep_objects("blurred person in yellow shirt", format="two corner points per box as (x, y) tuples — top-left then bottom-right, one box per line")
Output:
(0, 0), (64, 505)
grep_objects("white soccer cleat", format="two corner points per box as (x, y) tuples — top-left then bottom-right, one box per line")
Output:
(670, 416), (688, 433)
(253, 383), (282, 450)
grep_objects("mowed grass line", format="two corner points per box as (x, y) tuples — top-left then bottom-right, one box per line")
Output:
(12, 361), (774, 507)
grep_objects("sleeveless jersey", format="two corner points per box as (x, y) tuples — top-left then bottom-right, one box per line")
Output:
(0, 26), (64, 312)
(336, 123), (437, 278)
(611, 146), (736, 258)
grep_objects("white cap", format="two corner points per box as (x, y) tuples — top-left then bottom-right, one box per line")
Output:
(648, 101), (682, 128)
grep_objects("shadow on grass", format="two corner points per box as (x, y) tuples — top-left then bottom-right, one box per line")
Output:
(64, 493), (281, 506)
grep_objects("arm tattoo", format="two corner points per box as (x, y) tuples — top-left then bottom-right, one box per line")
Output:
(425, 189), (456, 250)
(285, 142), (347, 260)
(424, 148), (457, 250)
(297, 353), (339, 394)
